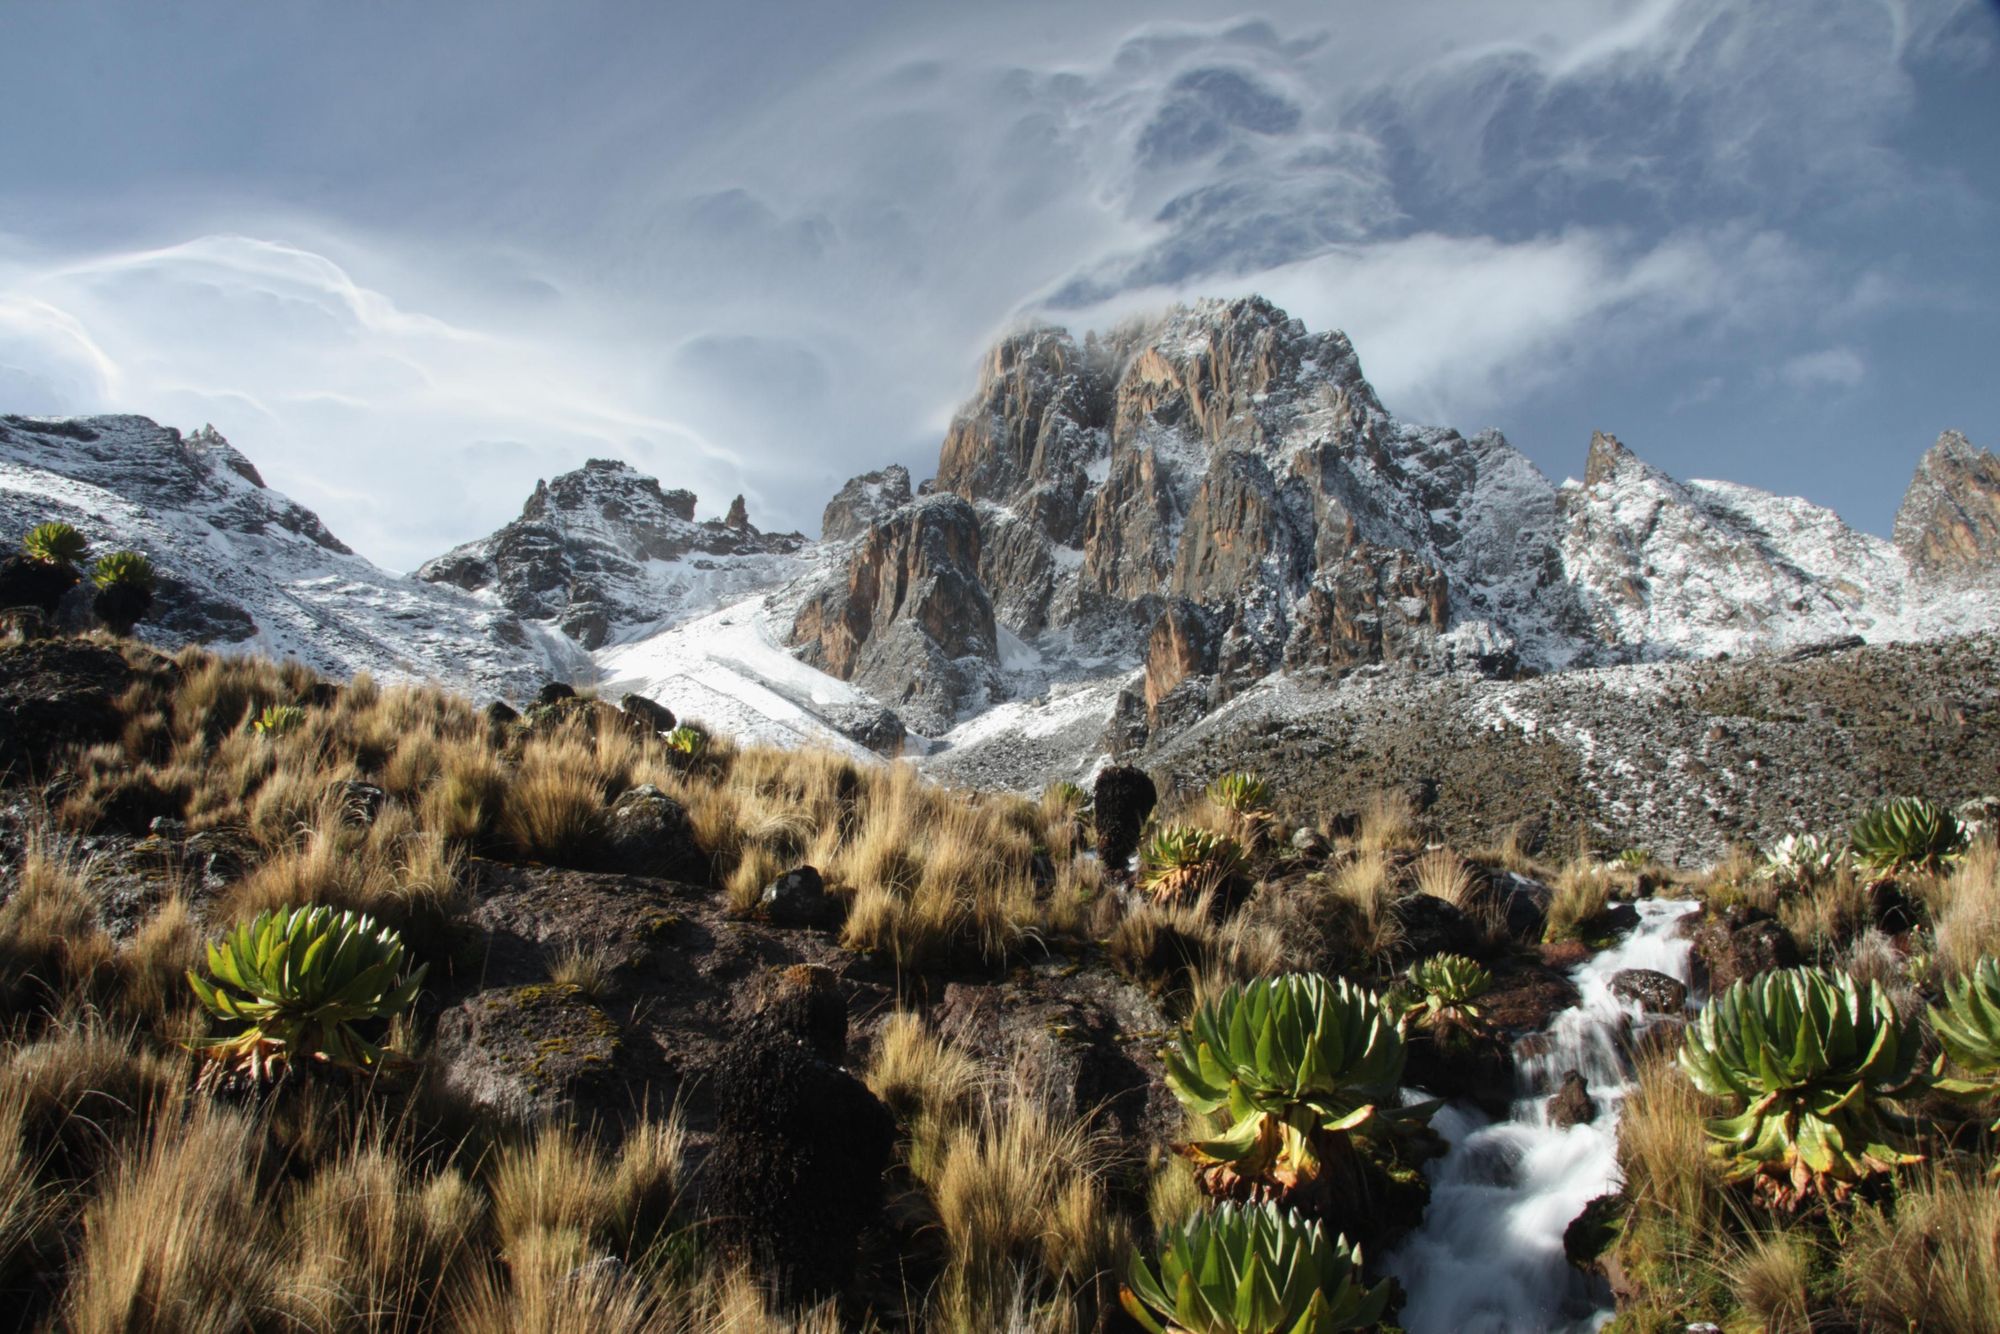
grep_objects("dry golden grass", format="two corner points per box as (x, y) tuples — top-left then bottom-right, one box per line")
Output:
(502, 735), (610, 864)
(549, 940), (620, 1000)
(1722, 1229), (1812, 1334)
(865, 1011), (981, 1134)
(1925, 835), (2000, 978)
(0, 832), (115, 1019)
(274, 1144), (484, 1331)
(1543, 854), (1612, 944)
(1333, 850), (1403, 958)
(1842, 1160), (2000, 1334)
(1618, 1050), (1721, 1229)
(1357, 788), (1418, 854)
(1776, 866), (1870, 962)
(63, 1103), (276, 1333)
(919, 1091), (1125, 1330)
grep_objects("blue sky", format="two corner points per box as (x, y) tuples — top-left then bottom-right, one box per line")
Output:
(1, 0), (1995, 570)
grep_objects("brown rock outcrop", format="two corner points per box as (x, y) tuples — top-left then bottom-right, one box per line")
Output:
(1895, 430), (2000, 581)
(788, 494), (998, 734)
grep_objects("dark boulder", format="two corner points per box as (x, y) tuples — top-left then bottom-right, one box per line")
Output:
(1290, 827), (1331, 861)
(0, 637), (132, 779)
(485, 699), (520, 726)
(824, 702), (907, 756)
(619, 692), (676, 735)
(332, 780), (388, 828)
(706, 973), (894, 1305)
(1093, 765), (1157, 871)
(1391, 893), (1482, 963)
(1609, 968), (1687, 1015)
(1492, 871), (1554, 941)
(1547, 1069), (1597, 1128)
(536, 681), (576, 705)
(602, 785), (707, 884)
(760, 865), (839, 929)
(0, 556), (77, 615)
(1687, 906), (1800, 992)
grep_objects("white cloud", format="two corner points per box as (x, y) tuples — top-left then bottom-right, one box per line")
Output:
(1776, 346), (1868, 391)
(0, 236), (748, 570)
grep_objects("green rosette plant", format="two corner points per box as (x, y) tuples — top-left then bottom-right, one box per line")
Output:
(89, 549), (155, 590)
(21, 520), (88, 568)
(1679, 966), (1922, 1208)
(1397, 953), (1492, 1041)
(1929, 956), (2000, 1143)
(1165, 973), (1424, 1199)
(1122, 1201), (1389, 1334)
(1850, 797), (1967, 876)
(249, 704), (307, 737)
(187, 905), (426, 1086)
(1140, 825), (1247, 903)
(1207, 772), (1272, 815)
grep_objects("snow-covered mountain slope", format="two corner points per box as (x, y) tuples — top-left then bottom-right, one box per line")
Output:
(1556, 431), (1998, 656)
(0, 414), (569, 700)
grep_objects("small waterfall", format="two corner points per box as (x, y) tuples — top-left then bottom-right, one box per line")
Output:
(1386, 898), (1700, 1334)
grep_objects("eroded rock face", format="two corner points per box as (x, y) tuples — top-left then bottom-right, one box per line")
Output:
(820, 464), (913, 543)
(417, 459), (805, 650)
(1895, 430), (2000, 581)
(788, 494), (998, 734)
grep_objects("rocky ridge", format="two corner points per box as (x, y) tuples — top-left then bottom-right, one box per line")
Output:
(0, 414), (566, 700)
(416, 458), (806, 649)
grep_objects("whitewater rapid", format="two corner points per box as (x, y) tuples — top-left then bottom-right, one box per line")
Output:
(1386, 898), (1700, 1333)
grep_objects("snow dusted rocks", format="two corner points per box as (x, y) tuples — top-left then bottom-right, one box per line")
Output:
(787, 493), (999, 735)
(417, 458), (806, 649)
(1895, 430), (2000, 583)
(0, 414), (559, 701)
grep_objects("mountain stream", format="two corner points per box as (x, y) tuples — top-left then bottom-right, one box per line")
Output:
(1386, 898), (1701, 1333)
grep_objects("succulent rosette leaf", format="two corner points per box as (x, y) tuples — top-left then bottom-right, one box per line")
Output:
(187, 905), (426, 1084)
(1850, 797), (1967, 875)
(1679, 966), (1922, 1208)
(1207, 772), (1272, 815)
(1166, 974), (1423, 1193)
(1930, 956), (2000, 1136)
(1400, 953), (1492, 1037)
(22, 520), (89, 568)
(1122, 1201), (1389, 1334)
(1140, 825), (1247, 903)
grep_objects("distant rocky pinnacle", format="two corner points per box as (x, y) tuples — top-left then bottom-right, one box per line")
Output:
(1894, 430), (2000, 582)
(416, 459), (804, 649)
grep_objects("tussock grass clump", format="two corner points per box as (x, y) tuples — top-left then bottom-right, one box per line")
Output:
(1842, 1161), (2000, 1334)
(1543, 854), (1612, 944)
(1925, 834), (2000, 978)
(919, 1092), (1126, 1331)
(63, 1104), (276, 1333)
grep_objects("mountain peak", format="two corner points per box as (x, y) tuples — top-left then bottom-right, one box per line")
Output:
(1894, 428), (2000, 582)
(418, 460), (803, 649)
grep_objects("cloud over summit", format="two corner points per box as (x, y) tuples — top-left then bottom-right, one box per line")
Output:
(0, 0), (1993, 566)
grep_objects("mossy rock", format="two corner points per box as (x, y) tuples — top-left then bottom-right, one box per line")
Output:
(433, 981), (625, 1125)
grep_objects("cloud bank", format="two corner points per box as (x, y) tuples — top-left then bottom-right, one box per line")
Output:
(0, 0), (1992, 567)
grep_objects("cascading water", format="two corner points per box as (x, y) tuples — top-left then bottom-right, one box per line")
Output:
(1386, 898), (1701, 1334)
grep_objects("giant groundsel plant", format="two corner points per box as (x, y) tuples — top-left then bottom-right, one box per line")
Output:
(1679, 966), (1922, 1208)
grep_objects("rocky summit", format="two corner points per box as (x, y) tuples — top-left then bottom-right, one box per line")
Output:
(415, 457), (807, 649)
(3, 298), (1997, 856)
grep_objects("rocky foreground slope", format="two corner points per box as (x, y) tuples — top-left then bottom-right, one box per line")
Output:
(3, 299), (1997, 855)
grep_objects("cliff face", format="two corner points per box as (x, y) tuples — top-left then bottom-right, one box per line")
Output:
(788, 494), (998, 735)
(1895, 430), (2000, 582)
(415, 459), (805, 649)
